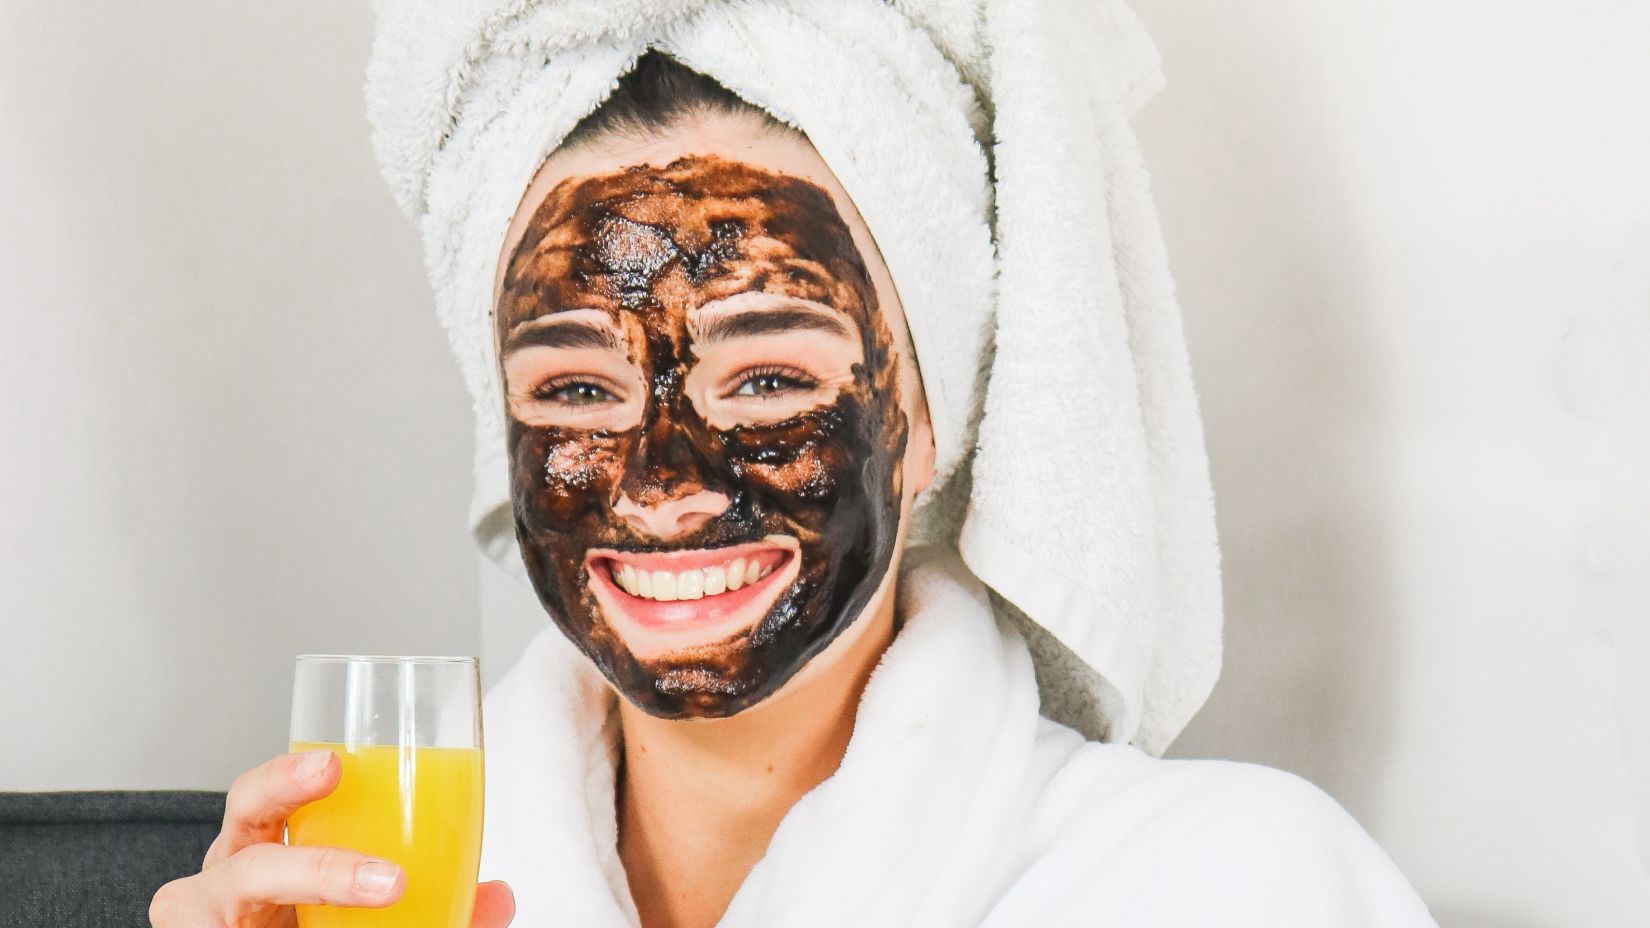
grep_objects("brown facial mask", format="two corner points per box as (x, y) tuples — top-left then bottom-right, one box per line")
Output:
(496, 154), (907, 718)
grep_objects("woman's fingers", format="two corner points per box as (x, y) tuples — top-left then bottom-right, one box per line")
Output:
(208, 843), (405, 910)
(472, 880), (517, 928)
(151, 844), (403, 924)
(205, 750), (341, 866)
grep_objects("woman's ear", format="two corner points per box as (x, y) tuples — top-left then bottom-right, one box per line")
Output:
(906, 393), (937, 498)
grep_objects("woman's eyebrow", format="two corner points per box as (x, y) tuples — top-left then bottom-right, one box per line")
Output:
(694, 304), (852, 343)
(504, 314), (622, 352)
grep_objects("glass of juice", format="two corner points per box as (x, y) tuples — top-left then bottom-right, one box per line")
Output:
(286, 654), (483, 928)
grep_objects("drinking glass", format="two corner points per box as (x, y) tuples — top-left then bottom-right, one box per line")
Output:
(287, 655), (484, 928)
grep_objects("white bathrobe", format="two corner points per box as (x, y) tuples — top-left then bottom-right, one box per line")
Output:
(480, 547), (1436, 926)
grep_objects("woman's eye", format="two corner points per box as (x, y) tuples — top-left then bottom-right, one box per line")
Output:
(732, 369), (816, 397)
(536, 381), (617, 406)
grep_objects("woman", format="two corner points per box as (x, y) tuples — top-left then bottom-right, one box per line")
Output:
(153, 3), (1436, 926)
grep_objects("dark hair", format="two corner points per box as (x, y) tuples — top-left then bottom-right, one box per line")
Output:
(559, 50), (792, 150)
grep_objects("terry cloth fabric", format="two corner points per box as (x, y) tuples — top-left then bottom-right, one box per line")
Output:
(366, 0), (1222, 753)
(481, 546), (1437, 926)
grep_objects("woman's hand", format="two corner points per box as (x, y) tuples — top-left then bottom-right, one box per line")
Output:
(149, 750), (514, 927)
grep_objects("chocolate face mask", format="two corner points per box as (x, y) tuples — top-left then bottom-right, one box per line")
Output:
(496, 154), (907, 718)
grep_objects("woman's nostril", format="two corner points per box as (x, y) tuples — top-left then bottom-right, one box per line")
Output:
(614, 489), (732, 539)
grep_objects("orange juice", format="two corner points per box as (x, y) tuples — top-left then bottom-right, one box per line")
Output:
(287, 742), (483, 928)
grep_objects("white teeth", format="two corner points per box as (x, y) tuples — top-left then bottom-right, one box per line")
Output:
(606, 554), (783, 602)
(651, 570), (678, 601)
(677, 570), (704, 601)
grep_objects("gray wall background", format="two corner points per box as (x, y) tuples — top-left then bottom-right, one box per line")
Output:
(2, 2), (1646, 925)
(0, 5), (479, 787)
(1136, 2), (1650, 926)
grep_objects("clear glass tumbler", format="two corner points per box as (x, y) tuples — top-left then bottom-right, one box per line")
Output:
(287, 655), (483, 928)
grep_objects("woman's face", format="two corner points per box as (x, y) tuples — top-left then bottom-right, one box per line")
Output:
(494, 116), (930, 718)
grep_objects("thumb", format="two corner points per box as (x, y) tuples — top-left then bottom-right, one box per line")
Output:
(471, 880), (516, 928)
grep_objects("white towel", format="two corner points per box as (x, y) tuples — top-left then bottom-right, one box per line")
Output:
(366, 0), (1222, 752)
(481, 547), (1436, 925)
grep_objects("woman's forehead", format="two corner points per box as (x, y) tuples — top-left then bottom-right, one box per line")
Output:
(494, 114), (875, 299)
(497, 154), (875, 332)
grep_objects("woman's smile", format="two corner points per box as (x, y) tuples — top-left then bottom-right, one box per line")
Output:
(584, 536), (802, 660)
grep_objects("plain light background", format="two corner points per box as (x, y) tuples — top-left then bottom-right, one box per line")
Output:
(2, 2), (1646, 925)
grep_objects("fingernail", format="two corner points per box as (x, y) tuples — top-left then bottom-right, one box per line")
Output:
(295, 749), (331, 782)
(355, 859), (401, 897)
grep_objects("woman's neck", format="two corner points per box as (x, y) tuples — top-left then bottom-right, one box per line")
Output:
(614, 593), (897, 928)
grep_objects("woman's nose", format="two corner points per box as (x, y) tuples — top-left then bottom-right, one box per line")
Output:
(612, 487), (731, 540)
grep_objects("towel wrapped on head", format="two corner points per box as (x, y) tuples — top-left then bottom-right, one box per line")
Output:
(366, 0), (1222, 753)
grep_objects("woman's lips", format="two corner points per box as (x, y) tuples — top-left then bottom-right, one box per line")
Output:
(583, 536), (801, 659)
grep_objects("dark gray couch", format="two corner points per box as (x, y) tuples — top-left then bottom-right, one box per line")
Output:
(0, 791), (225, 927)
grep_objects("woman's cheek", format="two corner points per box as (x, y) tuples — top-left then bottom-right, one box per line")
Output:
(511, 427), (627, 528)
(543, 434), (626, 493)
(725, 431), (855, 506)
(734, 449), (833, 500)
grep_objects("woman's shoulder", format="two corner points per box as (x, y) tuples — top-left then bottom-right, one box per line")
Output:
(1024, 727), (1373, 858)
(990, 723), (1437, 925)
(1034, 728), (1353, 827)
